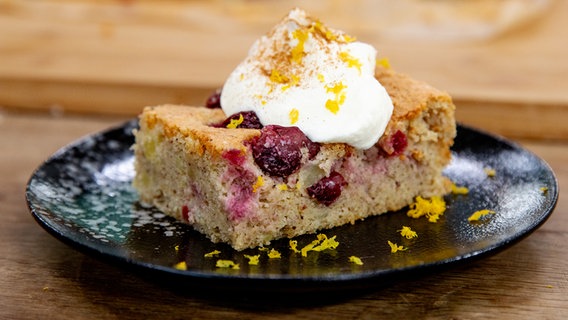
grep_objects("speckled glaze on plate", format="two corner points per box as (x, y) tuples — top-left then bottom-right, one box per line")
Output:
(26, 121), (558, 292)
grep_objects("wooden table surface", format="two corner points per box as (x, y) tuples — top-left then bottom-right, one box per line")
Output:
(1, 1), (567, 319)
(1, 0), (568, 139)
(1, 111), (566, 319)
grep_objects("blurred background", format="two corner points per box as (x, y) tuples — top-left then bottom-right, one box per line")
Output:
(0, 0), (565, 139)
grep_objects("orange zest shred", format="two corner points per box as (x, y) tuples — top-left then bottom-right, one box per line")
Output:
(325, 99), (340, 115)
(310, 20), (356, 43)
(399, 226), (418, 239)
(300, 234), (339, 257)
(289, 240), (300, 253)
(339, 51), (362, 74)
(300, 239), (320, 257)
(173, 261), (187, 270)
(484, 168), (496, 177)
(204, 250), (221, 258)
(342, 34), (356, 43)
(313, 235), (339, 251)
(376, 57), (391, 69)
(244, 254), (260, 265)
(291, 28), (309, 63)
(451, 182), (469, 195)
(349, 256), (364, 265)
(324, 81), (347, 115)
(226, 114), (244, 129)
(312, 20), (336, 42)
(407, 196), (446, 223)
(289, 108), (299, 125)
(468, 209), (495, 222)
(267, 248), (281, 259)
(216, 260), (239, 270)
(388, 240), (406, 253)
(270, 69), (299, 92)
(269, 69), (289, 84)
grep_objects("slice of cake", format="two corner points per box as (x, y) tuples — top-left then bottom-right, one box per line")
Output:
(133, 65), (455, 250)
(132, 9), (456, 251)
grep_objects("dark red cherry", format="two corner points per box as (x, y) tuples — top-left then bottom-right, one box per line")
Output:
(222, 149), (246, 166)
(181, 205), (190, 222)
(306, 171), (347, 206)
(390, 130), (408, 156)
(379, 130), (408, 156)
(251, 125), (317, 177)
(205, 89), (222, 109)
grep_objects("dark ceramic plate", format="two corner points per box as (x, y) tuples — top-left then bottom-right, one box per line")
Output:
(26, 121), (558, 293)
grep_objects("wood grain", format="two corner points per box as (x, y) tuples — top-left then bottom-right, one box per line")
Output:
(0, 110), (566, 319)
(1, 0), (567, 139)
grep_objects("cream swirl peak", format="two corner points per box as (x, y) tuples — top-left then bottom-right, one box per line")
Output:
(220, 8), (393, 149)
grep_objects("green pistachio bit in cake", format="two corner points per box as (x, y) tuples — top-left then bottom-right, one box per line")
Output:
(541, 187), (549, 194)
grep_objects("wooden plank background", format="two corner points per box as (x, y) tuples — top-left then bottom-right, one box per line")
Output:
(0, 0), (567, 139)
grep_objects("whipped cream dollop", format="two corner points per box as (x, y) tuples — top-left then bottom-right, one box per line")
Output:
(220, 8), (393, 149)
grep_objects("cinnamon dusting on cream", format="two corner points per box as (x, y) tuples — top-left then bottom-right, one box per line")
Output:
(220, 8), (393, 149)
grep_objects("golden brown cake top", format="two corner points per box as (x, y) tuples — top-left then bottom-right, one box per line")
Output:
(140, 105), (258, 157)
(375, 66), (454, 121)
